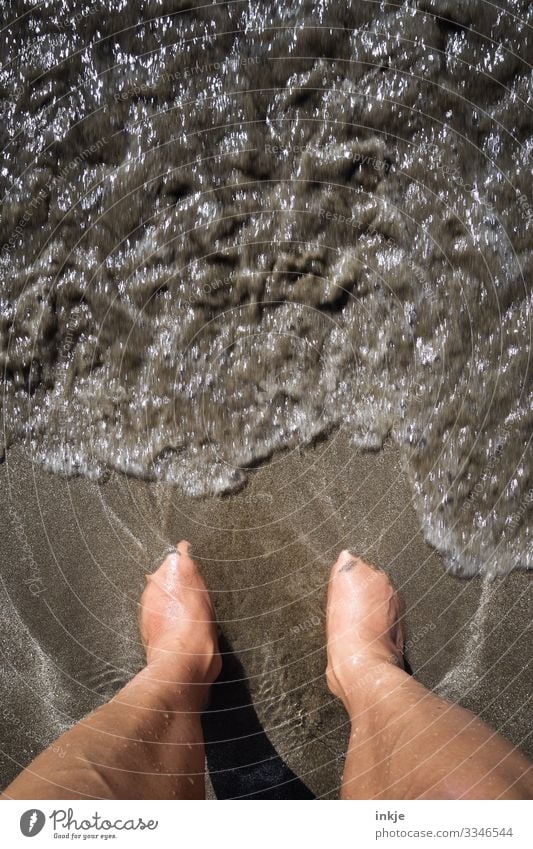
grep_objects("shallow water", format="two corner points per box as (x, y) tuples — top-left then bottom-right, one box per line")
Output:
(1, 0), (532, 575)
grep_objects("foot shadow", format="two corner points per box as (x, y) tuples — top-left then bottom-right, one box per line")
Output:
(202, 635), (315, 799)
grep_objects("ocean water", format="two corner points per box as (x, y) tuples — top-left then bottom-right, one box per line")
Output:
(1, 0), (532, 575)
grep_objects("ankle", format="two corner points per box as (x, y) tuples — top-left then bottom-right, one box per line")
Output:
(130, 662), (215, 713)
(148, 643), (221, 684)
(145, 631), (222, 683)
(328, 656), (407, 716)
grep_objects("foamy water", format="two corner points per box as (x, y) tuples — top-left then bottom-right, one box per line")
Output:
(1, 0), (532, 575)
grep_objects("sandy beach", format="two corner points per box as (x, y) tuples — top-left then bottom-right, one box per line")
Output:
(1, 432), (530, 798)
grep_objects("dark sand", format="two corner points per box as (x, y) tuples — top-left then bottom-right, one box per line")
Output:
(0, 432), (531, 798)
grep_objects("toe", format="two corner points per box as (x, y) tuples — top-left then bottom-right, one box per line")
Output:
(335, 550), (384, 575)
(177, 539), (192, 558)
(330, 550), (372, 577)
(146, 541), (200, 596)
(334, 549), (357, 570)
(175, 540), (205, 585)
(149, 550), (180, 591)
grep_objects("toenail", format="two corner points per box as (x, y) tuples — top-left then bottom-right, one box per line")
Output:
(338, 551), (359, 572)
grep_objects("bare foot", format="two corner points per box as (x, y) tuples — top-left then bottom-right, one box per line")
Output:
(326, 551), (405, 711)
(139, 541), (221, 686)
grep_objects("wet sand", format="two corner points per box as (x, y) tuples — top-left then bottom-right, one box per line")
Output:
(0, 432), (531, 798)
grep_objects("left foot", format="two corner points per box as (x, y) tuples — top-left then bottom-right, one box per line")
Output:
(139, 541), (221, 685)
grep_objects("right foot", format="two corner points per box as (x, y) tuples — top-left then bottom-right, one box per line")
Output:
(326, 551), (405, 710)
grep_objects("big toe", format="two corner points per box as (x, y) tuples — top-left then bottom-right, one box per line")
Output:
(328, 551), (393, 610)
